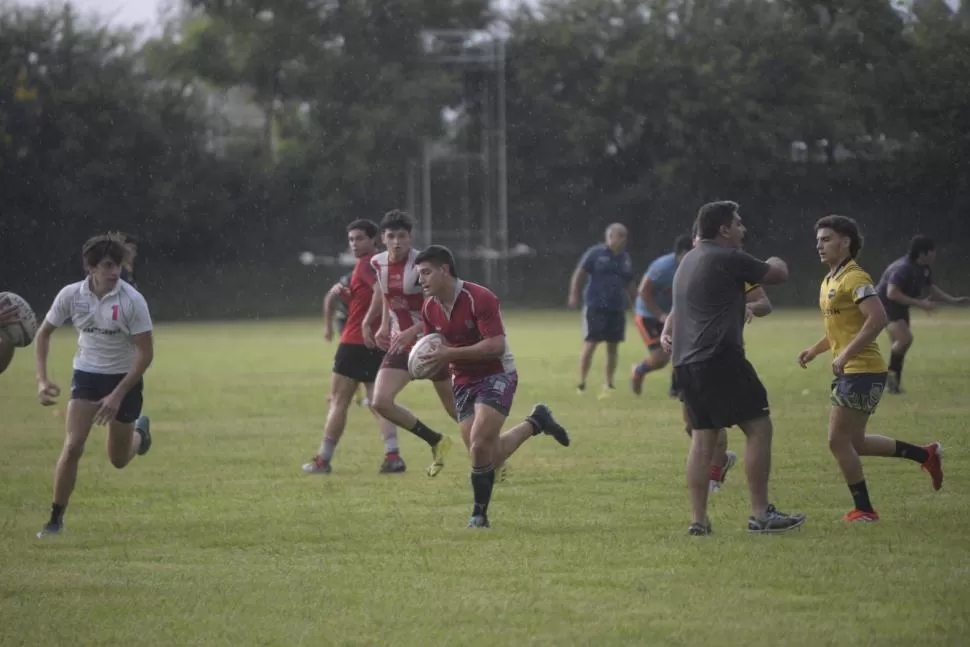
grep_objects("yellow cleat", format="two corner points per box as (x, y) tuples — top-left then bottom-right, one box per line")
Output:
(427, 435), (453, 477)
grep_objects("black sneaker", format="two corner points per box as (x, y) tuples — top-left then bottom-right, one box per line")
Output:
(688, 522), (713, 536)
(379, 454), (406, 473)
(527, 404), (570, 447)
(747, 504), (806, 534)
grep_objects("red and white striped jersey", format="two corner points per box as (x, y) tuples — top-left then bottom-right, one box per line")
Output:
(370, 248), (425, 336)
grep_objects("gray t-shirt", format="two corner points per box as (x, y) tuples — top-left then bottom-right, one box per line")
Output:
(671, 242), (770, 366)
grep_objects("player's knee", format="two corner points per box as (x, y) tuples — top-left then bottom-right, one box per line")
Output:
(370, 392), (394, 416)
(827, 433), (850, 455)
(61, 440), (85, 462)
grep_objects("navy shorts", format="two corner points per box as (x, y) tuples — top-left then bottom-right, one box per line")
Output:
(453, 372), (518, 423)
(830, 372), (887, 415)
(583, 307), (626, 343)
(71, 370), (144, 423)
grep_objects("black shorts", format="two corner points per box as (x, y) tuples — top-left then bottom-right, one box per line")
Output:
(71, 370), (144, 423)
(583, 307), (626, 343)
(333, 343), (385, 383)
(634, 315), (663, 351)
(881, 298), (910, 324)
(673, 350), (769, 430)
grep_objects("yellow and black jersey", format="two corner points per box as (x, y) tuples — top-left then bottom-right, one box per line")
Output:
(819, 260), (887, 374)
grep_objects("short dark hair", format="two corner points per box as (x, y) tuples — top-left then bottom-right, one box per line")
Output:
(379, 209), (414, 233)
(908, 235), (935, 261)
(347, 218), (379, 239)
(673, 235), (693, 255)
(414, 244), (459, 278)
(695, 201), (739, 240)
(815, 215), (863, 258)
(82, 232), (134, 270)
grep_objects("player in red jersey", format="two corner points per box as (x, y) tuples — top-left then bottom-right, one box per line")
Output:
(413, 245), (570, 528)
(364, 210), (457, 477)
(303, 219), (403, 474)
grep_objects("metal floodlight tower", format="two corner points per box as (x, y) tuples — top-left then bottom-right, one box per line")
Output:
(408, 28), (508, 295)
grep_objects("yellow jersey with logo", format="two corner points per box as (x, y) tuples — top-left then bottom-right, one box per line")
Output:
(819, 261), (887, 374)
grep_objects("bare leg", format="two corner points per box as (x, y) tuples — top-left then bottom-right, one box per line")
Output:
(686, 428), (718, 525)
(604, 342), (619, 389)
(737, 415), (773, 519)
(578, 341), (598, 389)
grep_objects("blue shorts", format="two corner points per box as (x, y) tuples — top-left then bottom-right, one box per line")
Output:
(453, 372), (518, 423)
(830, 372), (887, 414)
(583, 307), (626, 343)
(71, 370), (144, 423)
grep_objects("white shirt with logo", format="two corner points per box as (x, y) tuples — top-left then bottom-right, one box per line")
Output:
(45, 279), (153, 374)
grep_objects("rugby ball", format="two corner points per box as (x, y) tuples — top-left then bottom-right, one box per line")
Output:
(0, 292), (39, 347)
(407, 333), (446, 380)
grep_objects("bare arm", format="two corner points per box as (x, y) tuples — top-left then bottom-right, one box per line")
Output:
(837, 297), (887, 362)
(808, 335), (831, 356)
(745, 286), (772, 317)
(639, 276), (666, 321)
(930, 284), (965, 305)
(363, 287), (383, 330)
(886, 283), (924, 307)
(111, 332), (154, 397)
(323, 283), (342, 329)
(34, 320), (56, 383)
(569, 268), (587, 305)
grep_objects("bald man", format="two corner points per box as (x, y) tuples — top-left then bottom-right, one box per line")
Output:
(568, 223), (636, 398)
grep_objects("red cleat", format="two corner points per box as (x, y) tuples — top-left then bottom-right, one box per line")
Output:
(843, 509), (880, 522)
(921, 442), (944, 491)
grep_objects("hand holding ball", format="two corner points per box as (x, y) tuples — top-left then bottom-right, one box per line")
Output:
(407, 333), (447, 380)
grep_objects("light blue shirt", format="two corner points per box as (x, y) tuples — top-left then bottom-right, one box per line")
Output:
(634, 252), (678, 319)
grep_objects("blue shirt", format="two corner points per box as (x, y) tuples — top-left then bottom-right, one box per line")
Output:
(578, 244), (633, 311)
(635, 252), (678, 319)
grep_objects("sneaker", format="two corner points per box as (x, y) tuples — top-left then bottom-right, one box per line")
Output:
(135, 416), (152, 456)
(843, 508), (879, 522)
(302, 456), (332, 474)
(379, 454), (406, 474)
(710, 451), (738, 493)
(467, 515), (490, 529)
(921, 442), (944, 491)
(747, 504), (806, 534)
(527, 404), (570, 447)
(688, 521), (713, 536)
(630, 365), (645, 396)
(36, 521), (63, 539)
(427, 436), (452, 477)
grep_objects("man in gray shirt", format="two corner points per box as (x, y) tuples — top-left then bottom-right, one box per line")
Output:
(666, 200), (805, 536)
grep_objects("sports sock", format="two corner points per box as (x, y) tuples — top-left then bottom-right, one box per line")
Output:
(319, 437), (337, 462)
(892, 441), (929, 463)
(408, 419), (442, 447)
(384, 433), (400, 455)
(848, 480), (875, 513)
(470, 464), (496, 518)
(50, 503), (66, 526)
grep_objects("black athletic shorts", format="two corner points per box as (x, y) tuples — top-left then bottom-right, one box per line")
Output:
(673, 349), (769, 431)
(333, 343), (385, 384)
(881, 297), (910, 324)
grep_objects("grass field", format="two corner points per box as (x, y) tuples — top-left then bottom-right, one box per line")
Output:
(1, 309), (968, 646)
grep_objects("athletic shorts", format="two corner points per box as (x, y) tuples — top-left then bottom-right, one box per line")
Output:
(453, 372), (518, 423)
(583, 307), (626, 343)
(881, 298), (910, 324)
(380, 350), (451, 382)
(333, 343), (385, 384)
(830, 372), (887, 415)
(634, 315), (664, 351)
(71, 370), (143, 423)
(673, 350), (769, 430)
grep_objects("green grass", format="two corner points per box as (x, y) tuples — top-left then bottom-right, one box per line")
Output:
(1, 309), (968, 646)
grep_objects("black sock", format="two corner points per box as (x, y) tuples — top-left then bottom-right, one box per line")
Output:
(408, 419), (442, 447)
(470, 465), (496, 518)
(848, 480), (875, 513)
(525, 416), (542, 436)
(892, 441), (929, 463)
(50, 503), (66, 525)
(889, 352), (905, 377)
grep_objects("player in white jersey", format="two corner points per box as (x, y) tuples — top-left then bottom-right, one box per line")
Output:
(364, 210), (457, 477)
(0, 296), (21, 375)
(33, 233), (154, 538)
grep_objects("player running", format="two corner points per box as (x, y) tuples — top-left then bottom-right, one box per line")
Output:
(365, 210), (457, 477)
(303, 219), (403, 474)
(324, 270), (367, 407)
(630, 235), (693, 396)
(413, 245), (570, 528)
(798, 216), (943, 522)
(33, 233), (154, 538)
(875, 235), (969, 394)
